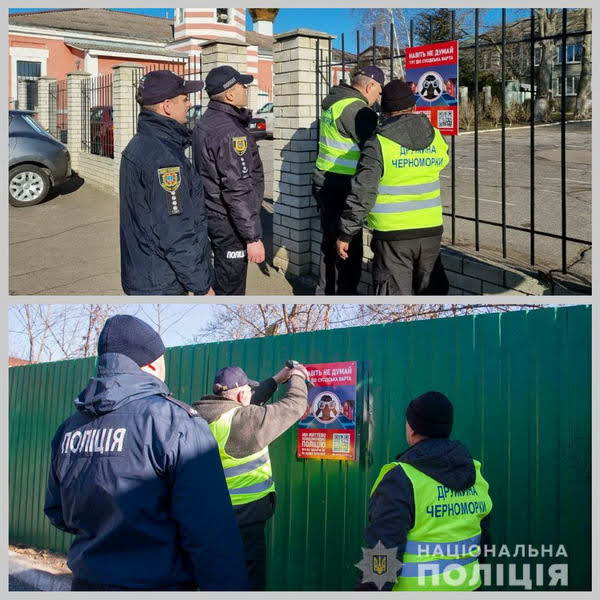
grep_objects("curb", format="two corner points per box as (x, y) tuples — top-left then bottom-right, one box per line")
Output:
(9, 551), (72, 592)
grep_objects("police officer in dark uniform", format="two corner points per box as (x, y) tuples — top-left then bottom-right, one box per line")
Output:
(193, 66), (265, 296)
(120, 70), (214, 296)
(44, 315), (248, 591)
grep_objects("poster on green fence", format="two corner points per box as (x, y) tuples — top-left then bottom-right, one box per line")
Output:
(297, 361), (357, 461)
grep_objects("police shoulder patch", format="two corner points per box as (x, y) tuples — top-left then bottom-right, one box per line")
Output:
(157, 166), (181, 193)
(165, 395), (200, 417)
(232, 136), (247, 156)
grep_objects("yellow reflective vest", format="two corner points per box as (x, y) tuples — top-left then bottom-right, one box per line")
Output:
(315, 97), (367, 175)
(368, 128), (449, 232)
(370, 459), (492, 591)
(209, 407), (275, 506)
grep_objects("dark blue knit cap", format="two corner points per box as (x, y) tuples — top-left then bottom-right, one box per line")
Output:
(406, 391), (453, 438)
(98, 315), (165, 367)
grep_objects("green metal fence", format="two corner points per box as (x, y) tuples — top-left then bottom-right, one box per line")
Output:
(9, 306), (591, 590)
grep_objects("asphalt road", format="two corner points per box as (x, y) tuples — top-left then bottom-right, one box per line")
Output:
(9, 139), (295, 295)
(440, 120), (591, 281)
(9, 575), (39, 591)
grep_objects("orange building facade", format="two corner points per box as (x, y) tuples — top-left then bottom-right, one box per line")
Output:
(9, 8), (275, 109)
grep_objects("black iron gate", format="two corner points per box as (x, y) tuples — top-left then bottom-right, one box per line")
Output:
(48, 79), (68, 144)
(16, 76), (39, 111)
(315, 8), (591, 278)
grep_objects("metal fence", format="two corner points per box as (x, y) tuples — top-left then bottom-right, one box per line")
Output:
(315, 8), (591, 275)
(16, 76), (39, 111)
(8, 306), (591, 591)
(81, 73), (114, 158)
(48, 79), (68, 144)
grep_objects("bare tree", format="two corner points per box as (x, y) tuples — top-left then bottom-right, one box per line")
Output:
(350, 304), (546, 326)
(195, 303), (551, 342)
(574, 7), (591, 119)
(134, 304), (200, 339)
(9, 304), (117, 362)
(534, 9), (559, 121)
(195, 304), (342, 342)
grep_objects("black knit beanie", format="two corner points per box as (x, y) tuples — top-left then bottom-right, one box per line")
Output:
(381, 79), (417, 113)
(98, 315), (165, 367)
(406, 391), (453, 438)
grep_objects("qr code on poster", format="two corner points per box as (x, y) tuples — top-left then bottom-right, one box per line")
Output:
(438, 110), (454, 129)
(332, 433), (351, 453)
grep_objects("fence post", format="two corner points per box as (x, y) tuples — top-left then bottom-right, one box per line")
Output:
(36, 76), (55, 130)
(112, 63), (144, 195)
(17, 79), (28, 110)
(248, 81), (260, 113)
(66, 71), (91, 172)
(272, 28), (333, 278)
(200, 38), (249, 110)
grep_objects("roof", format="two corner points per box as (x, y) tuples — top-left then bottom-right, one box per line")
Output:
(9, 8), (277, 55)
(245, 30), (273, 54)
(9, 8), (174, 43)
(9, 356), (33, 367)
(64, 38), (187, 59)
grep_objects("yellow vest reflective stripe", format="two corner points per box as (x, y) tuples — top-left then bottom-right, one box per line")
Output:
(371, 459), (492, 591)
(315, 97), (367, 175)
(208, 407), (275, 506)
(367, 128), (449, 232)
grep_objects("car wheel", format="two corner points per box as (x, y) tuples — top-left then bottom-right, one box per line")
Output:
(9, 165), (51, 207)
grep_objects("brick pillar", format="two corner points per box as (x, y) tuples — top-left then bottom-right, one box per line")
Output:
(17, 80), (28, 110)
(272, 29), (334, 277)
(200, 38), (249, 110)
(36, 76), (55, 131)
(66, 71), (91, 172)
(112, 63), (144, 194)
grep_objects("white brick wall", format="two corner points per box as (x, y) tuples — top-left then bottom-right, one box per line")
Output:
(272, 29), (334, 277)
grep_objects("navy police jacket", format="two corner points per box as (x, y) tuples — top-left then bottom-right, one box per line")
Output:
(120, 110), (212, 295)
(192, 101), (264, 242)
(44, 353), (248, 591)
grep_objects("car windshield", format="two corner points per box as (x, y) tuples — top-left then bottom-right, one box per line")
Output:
(256, 103), (272, 113)
(23, 114), (47, 136)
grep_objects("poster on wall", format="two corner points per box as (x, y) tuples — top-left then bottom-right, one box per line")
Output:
(297, 361), (357, 461)
(405, 40), (459, 135)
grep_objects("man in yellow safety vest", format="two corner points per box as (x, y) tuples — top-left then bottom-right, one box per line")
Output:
(337, 79), (450, 295)
(192, 362), (309, 590)
(357, 391), (492, 591)
(313, 65), (385, 295)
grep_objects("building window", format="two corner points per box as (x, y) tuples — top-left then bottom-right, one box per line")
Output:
(533, 46), (542, 66)
(552, 76), (579, 96)
(216, 8), (230, 24)
(175, 8), (184, 24)
(17, 60), (41, 78)
(554, 43), (583, 64)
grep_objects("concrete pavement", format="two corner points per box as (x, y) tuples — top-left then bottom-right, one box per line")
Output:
(8, 550), (71, 591)
(9, 140), (310, 295)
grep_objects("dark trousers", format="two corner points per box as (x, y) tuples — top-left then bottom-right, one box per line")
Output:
(238, 521), (267, 591)
(371, 235), (445, 295)
(208, 212), (248, 296)
(313, 182), (363, 295)
(71, 578), (196, 591)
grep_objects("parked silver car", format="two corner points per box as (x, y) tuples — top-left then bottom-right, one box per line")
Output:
(9, 110), (71, 207)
